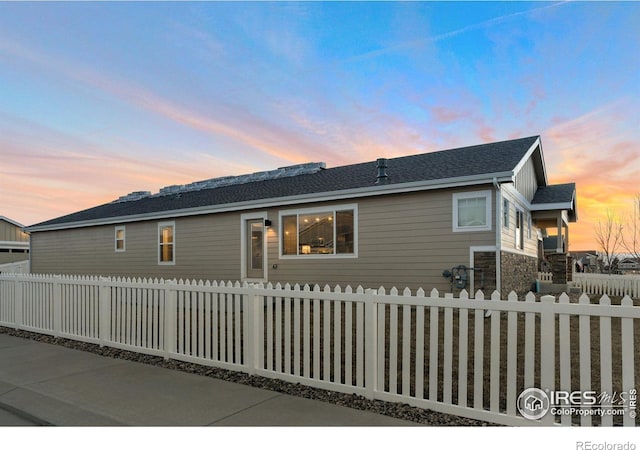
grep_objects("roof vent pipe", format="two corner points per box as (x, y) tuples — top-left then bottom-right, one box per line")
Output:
(376, 158), (388, 184)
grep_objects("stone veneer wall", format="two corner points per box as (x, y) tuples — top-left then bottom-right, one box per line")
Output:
(546, 253), (573, 284)
(500, 252), (539, 296)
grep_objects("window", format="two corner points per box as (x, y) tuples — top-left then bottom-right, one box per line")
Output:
(158, 222), (175, 264)
(280, 205), (356, 257)
(115, 226), (126, 252)
(515, 209), (524, 250)
(503, 199), (510, 229)
(452, 191), (492, 232)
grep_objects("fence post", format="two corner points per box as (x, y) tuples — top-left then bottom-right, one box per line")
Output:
(364, 288), (378, 400)
(99, 277), (111, 346)
(164, 279), (177, 360)
(539, 295), (556, 425)
(244, 283), (261, 375)
(52, 275), (62, 337)
(14, 275), (23, 330)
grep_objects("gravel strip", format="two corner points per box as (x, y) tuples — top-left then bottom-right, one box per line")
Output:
(0, 326), (494, 426)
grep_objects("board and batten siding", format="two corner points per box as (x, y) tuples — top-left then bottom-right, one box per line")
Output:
(30, 186), (497, 292)
(513, 156), (539, 202)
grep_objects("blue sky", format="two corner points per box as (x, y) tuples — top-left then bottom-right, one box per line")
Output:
(1, 1), (639, 249)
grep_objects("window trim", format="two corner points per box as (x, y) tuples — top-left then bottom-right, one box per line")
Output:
(452, 190), (492, 232)
(515, 208), (524, 250)
(115, 226), (126, 252)
(158, 221), (176, 265)
(278, 203), (358, 259)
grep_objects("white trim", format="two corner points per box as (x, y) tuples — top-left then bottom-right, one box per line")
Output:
(530, 202), (574, 211)
(240, 212), (268, 283)
(452, 190), (492, 233)
(514, 206), (524, 250)
(278, 203), (358, 259)
(25, 172), (515, 233)
(0, 241), (29, 249)
(157, 221), (175, 266)
(511, 137), (545, 184)
(0, 216), (26, 229)
(115, 226), (126, 252)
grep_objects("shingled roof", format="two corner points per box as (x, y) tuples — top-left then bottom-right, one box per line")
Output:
(27, 136), (543, 231)
(531, 182), (577, 222)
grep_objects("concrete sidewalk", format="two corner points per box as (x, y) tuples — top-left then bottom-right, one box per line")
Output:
(0, 333), (416, 426)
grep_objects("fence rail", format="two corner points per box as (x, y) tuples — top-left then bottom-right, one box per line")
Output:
(573, 272), (640, 299)
(0, 273), (638, 427)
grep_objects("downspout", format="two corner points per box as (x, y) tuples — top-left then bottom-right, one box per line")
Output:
(493, 177), (502, 296)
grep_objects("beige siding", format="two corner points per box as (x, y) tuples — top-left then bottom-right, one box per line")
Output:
(266, 188), (496, 292)
(514, 157), (538, 201)
(31, 213), (241, 280)
(500, 187), (539, 257)
(31, 186), (498, 292)
(0, 219), (29, 242)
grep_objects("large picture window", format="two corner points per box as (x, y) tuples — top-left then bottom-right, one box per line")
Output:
(280, 205), (357, 257)
(452, 191), (492, 232)
(158, 222), (175, 264)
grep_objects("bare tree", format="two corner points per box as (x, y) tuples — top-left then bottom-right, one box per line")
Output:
(622, 194), (640, 262)
(594, 209), (623, 274)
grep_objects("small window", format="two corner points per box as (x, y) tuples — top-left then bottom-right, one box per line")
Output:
(515, 209), (524, 250)
(452, 191), (492, 232)
(158, 222), (175, 264)
(280, 205), (357, 258)
(503, 199), (510, 229)
(115, 226), (126, 252)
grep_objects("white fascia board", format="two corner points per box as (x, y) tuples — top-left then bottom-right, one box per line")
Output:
(25, 171), (514, 232)
(0, 240), (30, 249)
(511, 136), (548, 186)
(530, 202), (573, 211)
(501, 184), (532, 209)
(0, 216), (26, 229)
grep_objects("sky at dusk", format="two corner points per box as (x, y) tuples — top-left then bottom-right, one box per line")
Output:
(1, 1), (638, 250)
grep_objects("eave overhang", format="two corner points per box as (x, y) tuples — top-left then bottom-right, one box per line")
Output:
(25, 171), (515, 233)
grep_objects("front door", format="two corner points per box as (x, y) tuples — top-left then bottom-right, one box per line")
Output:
(245, 219), (265, 280)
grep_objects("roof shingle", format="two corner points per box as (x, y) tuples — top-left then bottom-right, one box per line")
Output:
(28, 136), (541, 229)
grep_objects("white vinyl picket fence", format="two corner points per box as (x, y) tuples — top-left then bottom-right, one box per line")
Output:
(573, 272), (640, 299)
(537, 272), (554, 283)
(0, 260), (30, 274)
(0, 273), (638, 427)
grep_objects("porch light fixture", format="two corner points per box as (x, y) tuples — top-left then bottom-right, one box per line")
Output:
(264, 219), (272, 227)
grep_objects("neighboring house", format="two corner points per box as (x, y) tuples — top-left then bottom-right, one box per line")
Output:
(571, 250), (599, 273)
(618, 257), (640, 274)
(25, 136), (577, 296)
(0, 216), (30, 265)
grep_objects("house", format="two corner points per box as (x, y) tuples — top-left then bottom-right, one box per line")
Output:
(571, 250), (599, 273)
(0, 216), (30, 265)
(618, 257), (640, 274)
(25, 136), (577, 296)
